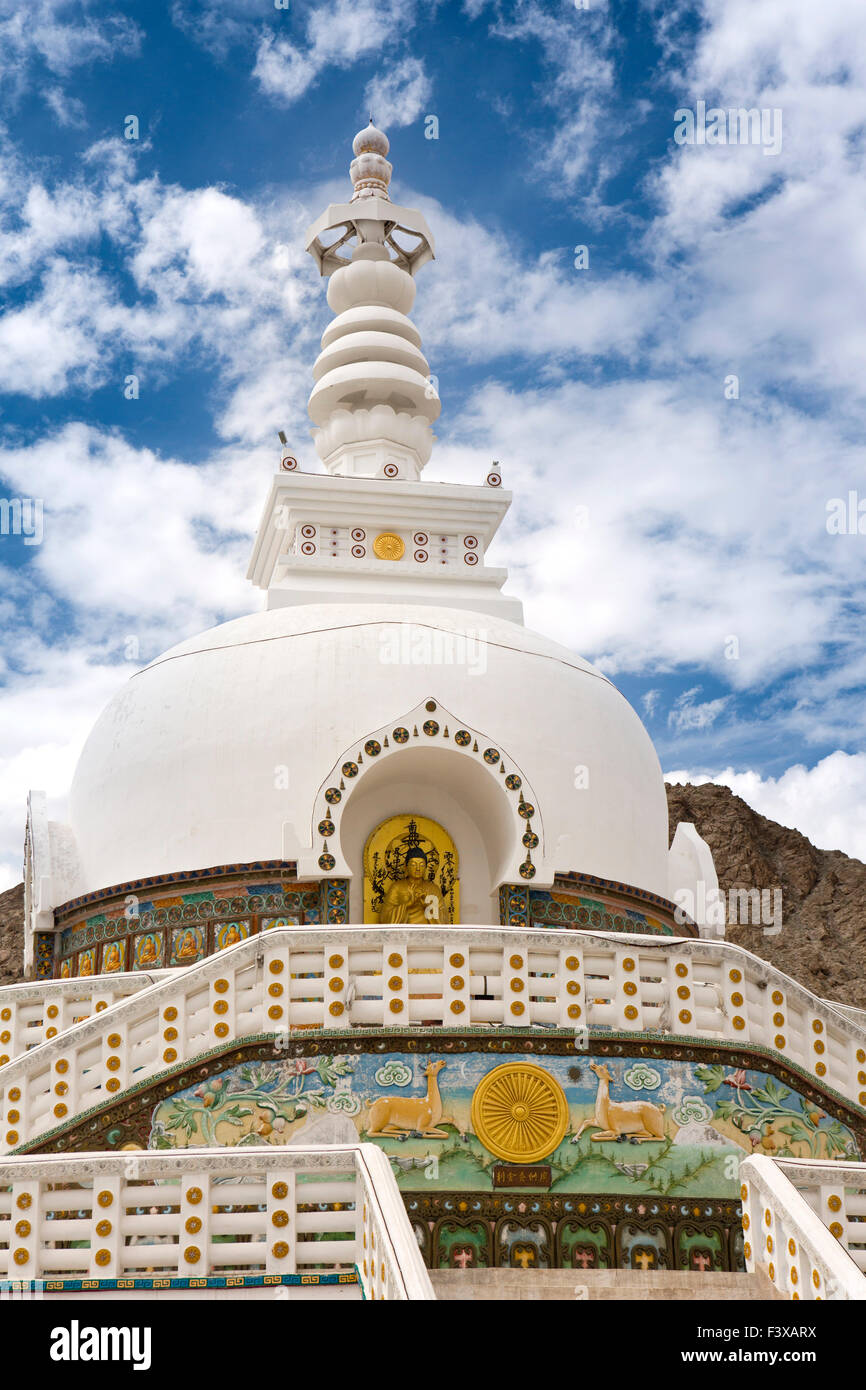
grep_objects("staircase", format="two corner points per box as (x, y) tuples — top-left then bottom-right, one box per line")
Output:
(430, 1268), (782, 1301)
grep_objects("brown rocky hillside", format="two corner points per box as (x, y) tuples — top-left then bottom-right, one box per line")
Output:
(667, 782), (866, 1010)
(0, 786), (864, 1004)
(0, 882), (24, 987)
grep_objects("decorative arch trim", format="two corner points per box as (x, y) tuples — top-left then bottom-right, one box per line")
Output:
(301, 696), (547, 885)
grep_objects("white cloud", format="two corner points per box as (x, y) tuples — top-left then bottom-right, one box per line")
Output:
(487, 0), (618, 192)
(430, 376), (866, 702)
(642, 0), (866, 405)
(0, 421), (278, 888)
(642, 689), (661, 719)
(169, 0), (266, 58)
(0, 261), (121, 395)
(253, 0), (416, 106)
(466, 0), (866, 414)
(364, 58), (432, 129)
(0, 648), (122, 889)
(0, 136), (324, 440)
(665, 751), (866, 863)
(131, 186), (265, 297)
(413, 194), (663, 361)
(43, 86), (86, 127)
(667, 687), (730, 732)
(0, 0), (140, 114)
(253, 33), (317, 104)
(0, 424), (258, 618)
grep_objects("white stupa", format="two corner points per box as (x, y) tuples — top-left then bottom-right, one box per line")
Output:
(23, 122), (718, 969)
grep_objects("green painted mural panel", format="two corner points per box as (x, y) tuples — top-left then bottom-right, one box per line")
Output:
(149, 1050), (859, 1199)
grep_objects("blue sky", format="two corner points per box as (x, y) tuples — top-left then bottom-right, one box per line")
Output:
(1, 0), (866, 887)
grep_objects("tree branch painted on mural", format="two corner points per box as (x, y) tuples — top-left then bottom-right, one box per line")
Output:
(694, 1065), (857, 1160)
(152, 1057), (357, 1148)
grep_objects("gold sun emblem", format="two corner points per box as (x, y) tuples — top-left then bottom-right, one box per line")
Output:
(471, 1062), (569, 1164)
(372, 532), (405, 561)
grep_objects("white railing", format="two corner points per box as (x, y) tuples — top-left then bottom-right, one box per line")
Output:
(0, 972), (171, 1065)
(0, 1143), (434, 1300)
(824, 999), (866, 1028)
(776, 1158), (866, 1275)
(1, 926), (863, 1155)
(741, 1156), (866, 1300)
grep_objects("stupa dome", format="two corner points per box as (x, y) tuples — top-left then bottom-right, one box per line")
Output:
(65, 602), (671, 916)
(25, 120), (713, 956)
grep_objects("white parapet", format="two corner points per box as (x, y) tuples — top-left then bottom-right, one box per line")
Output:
(0, 925), (864, 1157)
(741, 1155), (866, 1300)
(0, 1143), (434, 1299)
(0, 970), (171, 1064)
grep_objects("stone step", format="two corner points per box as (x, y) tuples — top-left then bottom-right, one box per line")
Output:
(429, 1268), (782, 1301)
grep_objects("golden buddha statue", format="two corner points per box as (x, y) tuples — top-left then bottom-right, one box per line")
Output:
(80, 952), (94, 977)
(364, 814), (458, 924)
(379, 847), (446, 925)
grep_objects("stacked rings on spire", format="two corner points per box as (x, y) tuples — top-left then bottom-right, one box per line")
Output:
(309, 248), (439, 471)
(306, 122), (440, 478)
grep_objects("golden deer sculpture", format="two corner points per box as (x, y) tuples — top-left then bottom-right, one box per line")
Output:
(366, 1059), (449, 1139)
(572, 1061), (666, 1143)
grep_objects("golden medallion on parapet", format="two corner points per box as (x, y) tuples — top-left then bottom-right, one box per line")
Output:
(372, 532), (405, 561)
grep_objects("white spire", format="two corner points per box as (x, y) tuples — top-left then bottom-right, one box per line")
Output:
(248, 125), (521, 625)
(304, 122), (438, 481)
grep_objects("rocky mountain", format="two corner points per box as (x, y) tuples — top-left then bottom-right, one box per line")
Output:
(0, 785), (863, 1005)
(667, 781), (866, 1009)
(0, 882), (24, 988)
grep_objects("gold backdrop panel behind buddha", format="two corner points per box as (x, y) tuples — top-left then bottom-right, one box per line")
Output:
(364, 814), (459, 924)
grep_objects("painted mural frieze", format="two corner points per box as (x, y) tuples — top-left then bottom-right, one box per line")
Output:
(499, 879), (693, 936)
(142, 1049), (858, 1196)
(53, 874), (349, 976)
(28, 1032), (862, 1275)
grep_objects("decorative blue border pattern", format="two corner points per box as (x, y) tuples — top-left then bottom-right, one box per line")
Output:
(0, 1271), (359, 1294)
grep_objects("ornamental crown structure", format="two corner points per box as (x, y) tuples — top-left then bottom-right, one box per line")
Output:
(248, 121), (519, 619)
(304, 117), (438, 480)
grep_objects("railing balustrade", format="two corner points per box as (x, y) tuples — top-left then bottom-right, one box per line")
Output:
(0, 1143), (433, 1300)
(0, 972), (171, 1065)
(0, 926), (863, 1155)
(741, 1155), (866, 1300)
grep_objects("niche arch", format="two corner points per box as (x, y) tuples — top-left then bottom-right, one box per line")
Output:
(299, 697), (549, 924)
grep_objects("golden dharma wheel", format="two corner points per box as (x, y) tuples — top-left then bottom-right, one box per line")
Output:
(471, 1062), (569, 1164)
(372, 532), (405, 561)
